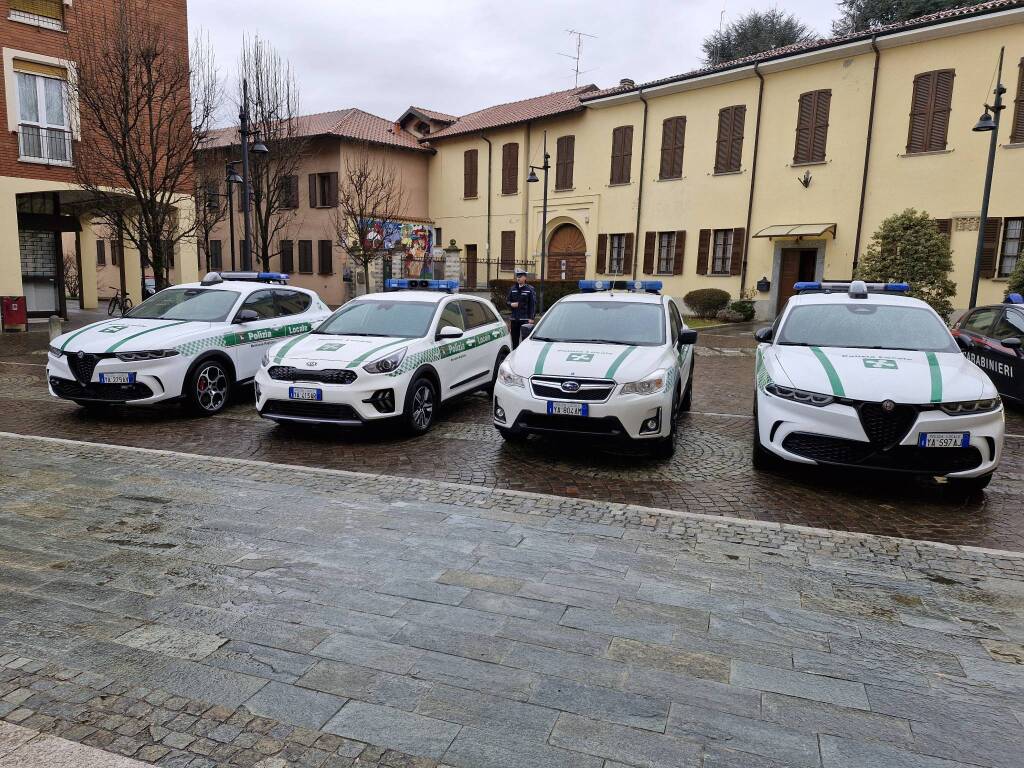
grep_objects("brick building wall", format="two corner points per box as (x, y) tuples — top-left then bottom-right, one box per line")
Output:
(18, 230), (55, 276)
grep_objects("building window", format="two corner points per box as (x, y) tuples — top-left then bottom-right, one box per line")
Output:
(1000, 218), (1022, 278)
(435, 227), (443, 250)
(308, 173), (337, 208)
(280, 240), (294, 273)
(657, 232), (676, 274)
(500, 230), (515, 271)
(15, 66), (72, 165)
(1012, 57), (1024, 144)
(9, 0), (64, 30)
(659, 117), (686, 180)
(464, 149), (478, 197)
(96, 240), (106, 266)
(714, 105), (745, 174)
(208, 240), (222, 271)
(793, 90), (831, 164)
(501, 142), (519, 195)
(555, 135), (575, 190)
(278, 175), (299, 209)
(298, 240), (313, 274)
(609, 234), (626, 273)
(318, 240), (333, 274)
(712, 229), (734, 274)
(609, 126), (633, 184)
(907, 69), (955, 154)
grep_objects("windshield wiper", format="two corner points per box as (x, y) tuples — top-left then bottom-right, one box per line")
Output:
(531, 335), (556, 342)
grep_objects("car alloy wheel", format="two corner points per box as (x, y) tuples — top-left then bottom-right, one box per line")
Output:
(195, 363), (229, 413)
(410, 382), (434, 430)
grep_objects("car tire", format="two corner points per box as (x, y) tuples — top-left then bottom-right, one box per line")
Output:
(404, 375), (437, 435)
(652, 389), (679, 458)
(185, 358), (233, 416)
(679, 360), (694, 414)
(945, 473), (993, 495)
(751, 405), (780, 470)
(488, 348), (510, 395)
(497, 426), (527, 443)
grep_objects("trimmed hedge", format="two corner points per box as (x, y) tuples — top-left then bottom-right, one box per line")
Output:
(489, 279), (577, 314)
(729, 300), (755, 321)
(684, 288), (731, 319)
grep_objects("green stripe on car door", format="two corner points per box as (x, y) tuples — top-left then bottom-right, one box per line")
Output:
(105, 321), (190, 352)
(534, 342), (553, 375)
(810, 346), (846, 397)
(605, 346), (636, 379)
(273, 332), (310, 364)
(59, 319), (119, 351)
(345, 338), (409, 369)
(925, 351), (943, 403)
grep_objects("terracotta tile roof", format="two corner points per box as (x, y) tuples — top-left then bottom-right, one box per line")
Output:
(202, 108), (427, 152)
(423, 86), (598, 142)
(408, 106), (457, 123)
(582, 0), (1023, 101)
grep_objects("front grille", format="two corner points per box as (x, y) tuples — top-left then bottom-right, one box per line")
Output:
(782, 433), (982, 474)
(50, 377), (153, 402)
(268, 366), (357, 385)
(530, 376), (614, 402)
(856, 401), (918, 448)
(65, 353), (113, 385)
(516, 412), (625, 436)
(262, 399), (361, 422)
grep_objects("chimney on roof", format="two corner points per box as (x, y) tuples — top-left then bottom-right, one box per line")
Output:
(619, 78), (635, 88)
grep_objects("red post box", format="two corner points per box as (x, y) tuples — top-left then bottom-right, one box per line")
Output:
(1, 296), (27, 332)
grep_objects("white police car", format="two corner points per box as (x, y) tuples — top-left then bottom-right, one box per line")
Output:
(255, 279), (510, 434)
(754, 280), (1004, 491)
(47, 272), (330, 415)
(492, 280), (697, 458)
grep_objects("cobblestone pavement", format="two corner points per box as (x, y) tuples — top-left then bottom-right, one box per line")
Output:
(1, 434), (1023, 768)
(1, 329), (1023, 550)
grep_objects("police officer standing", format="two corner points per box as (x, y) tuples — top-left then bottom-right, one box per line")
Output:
(507, 268), (537, 349)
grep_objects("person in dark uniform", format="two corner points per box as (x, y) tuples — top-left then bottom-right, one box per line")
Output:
(507, 269), (537, 349)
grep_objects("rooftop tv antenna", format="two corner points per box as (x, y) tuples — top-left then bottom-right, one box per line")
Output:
(559, 29), (597, 87)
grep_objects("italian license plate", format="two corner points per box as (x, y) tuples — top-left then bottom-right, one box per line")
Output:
(548, 401), (587, 417)
(99, 372), (135, 385)
(289, 387), (322, 401)
(918, 432), (969, 448)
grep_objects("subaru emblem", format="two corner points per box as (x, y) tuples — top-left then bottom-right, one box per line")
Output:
(882, 399), (896, 413)
(561, 380), (581, 393)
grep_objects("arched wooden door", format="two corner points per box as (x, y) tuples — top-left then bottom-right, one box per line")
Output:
(547, 224), (586, 280)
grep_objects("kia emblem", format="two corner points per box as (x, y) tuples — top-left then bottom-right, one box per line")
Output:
(561, 380), (581, 393)
(882, 399), (896, 413)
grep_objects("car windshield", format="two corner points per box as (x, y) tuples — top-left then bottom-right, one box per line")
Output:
(316, 300), (435, 338)
(126, 288), (240, 322)
(777, 304), (958, 352)
(532, 300), (665, 346)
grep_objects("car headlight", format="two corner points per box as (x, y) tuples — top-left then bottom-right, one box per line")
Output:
(48, 345), (62, 358)
(363, 348), (407, 374)
(114, 350), (179, 362)
(939, 398), (1001, 415)
(620, 370), (668, 396)
(497, 361), (526, 388)
(766, 383), (834, 407)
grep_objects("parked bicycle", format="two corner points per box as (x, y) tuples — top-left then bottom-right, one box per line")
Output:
(107, 287), (133, 316)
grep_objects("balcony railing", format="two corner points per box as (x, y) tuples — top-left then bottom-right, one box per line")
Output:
(9, 0), (64, 29)
(18, 125), (73, 166)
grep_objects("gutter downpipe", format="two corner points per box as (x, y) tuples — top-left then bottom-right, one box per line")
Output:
(632, 90), (648, 279)
(853, 35), (881, 272)
(480, 133), (493, 284)
(740, 63), (764, 296)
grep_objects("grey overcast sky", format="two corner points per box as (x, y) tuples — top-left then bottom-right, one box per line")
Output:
(188, 1), (841, 122)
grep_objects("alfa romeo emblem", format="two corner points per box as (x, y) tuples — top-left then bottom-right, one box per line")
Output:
(882, 399), (896, 413)
(561, 380), (581, 393)
(77, 350), (85, 359)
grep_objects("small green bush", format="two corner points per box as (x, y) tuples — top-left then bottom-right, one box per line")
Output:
(489, 279), (577, 314)
(729, 300), (755, 321)
(684, 288), (731, 319)
(1008, 255), (1024, 297)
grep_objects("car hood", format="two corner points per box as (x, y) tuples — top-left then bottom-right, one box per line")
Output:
(268, 334), (411, 368)
(509, 338), (665, 381)
(52, 318), (214, 354)
(774, 346), (993, 403)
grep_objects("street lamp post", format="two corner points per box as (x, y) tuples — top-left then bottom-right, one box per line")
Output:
(237, 78), (269, 271)
(527, 130), (550, 313)
(969, 46), (1006, 309)
(225, 162), (241, 271)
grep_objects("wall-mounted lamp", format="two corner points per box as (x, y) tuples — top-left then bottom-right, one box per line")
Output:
(797, 170), (812, 188)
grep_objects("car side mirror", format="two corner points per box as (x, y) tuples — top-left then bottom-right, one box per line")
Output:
(955, 334), (975, 350)
(436, 325), (463, 340)
(1001, 337), (1022, 353)
(234, 309), (260, 324)
(754, 327), (773, 343)
(678, 329), (698, 346)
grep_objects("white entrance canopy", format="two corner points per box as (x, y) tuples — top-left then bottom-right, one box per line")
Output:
(753, 223), (836, 238)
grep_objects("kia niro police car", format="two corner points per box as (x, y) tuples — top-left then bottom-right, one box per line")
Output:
(951, 293), (1024, 406)
(255, 279), (509, 434)
(753, 280), (1004, 491)
(492, 280), (697, 458)
(47, 272), (330, 415)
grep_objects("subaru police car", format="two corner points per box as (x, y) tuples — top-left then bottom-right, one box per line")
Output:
(47, 272), (330, 415)
(255, 279), (509, 434)
(951, 293), (1024, 406)
(754, 280), (1004, 491)
(492, 280), (697, 458)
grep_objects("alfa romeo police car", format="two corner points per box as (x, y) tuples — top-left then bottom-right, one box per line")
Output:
(255, 279), (510, 434)
(492, 280), (697, 458)
(754, 280), (1004, 491)
(47, 272), (330, 415)
(951, 293), (1024, 406)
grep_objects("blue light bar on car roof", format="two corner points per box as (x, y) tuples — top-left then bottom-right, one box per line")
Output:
(794, 281), (910, 294)
(384, 278), (459, 293)
(1005, 293), (1024, 304)
(578, 280), (662, 294)
(201, 271), (289, 286)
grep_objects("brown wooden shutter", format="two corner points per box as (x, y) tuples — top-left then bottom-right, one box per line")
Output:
(623, 233), (634, 275)
(929, 70), (954, 152)
(715, 106), (744, 173)
(795, 90), (831, 164)
(464, 149), (478, 197)
(318, 240), (333, 274)
(794, 93), (815, 164)
(289, 176), (300, 209)
(714, 109), (731, 173)
(610, 126), (633, 184)
(502, 143), (518, 195)
(500, 230), (515, 270)
(697, 229), (711, 275)
(729, 106), (745, 172)
(934, 218), (952, 238)
(643, 232), (656, 274)
(980, 217), (1002, 278)
(96, 240), (105, 265)
(279, 240), (293, 273)
(673, 231), (685, 275)
(659, 117), (685, 179)
(1012, 58), (1024, 144)
(730, 228), (745, 276)
(811, 91), (831, 162)
(556, 135), (575, 190)
(308, 174), (317, 208)
(596, 233), (607, 273)
(908, 70), (954, 153)
(326, 173), (339, 208)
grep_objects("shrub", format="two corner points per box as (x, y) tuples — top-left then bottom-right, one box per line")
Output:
(857, 208), (956, 319)
(1008, 254), (1024, 297)
(716, 308), (745, 323)
(684, 288), (731, 319)
(489, 279), (577, 314)
(729, 300), (755, 321)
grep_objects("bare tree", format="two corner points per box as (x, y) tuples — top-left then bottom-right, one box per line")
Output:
(329, 145), (408, 293)
(235, 35), (308, 271)
(193, 157), (229, 273)
(66, 1), (220, 290)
